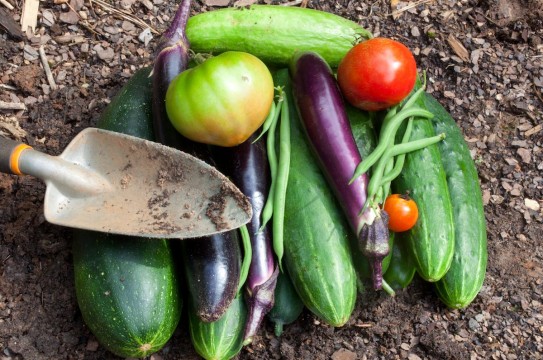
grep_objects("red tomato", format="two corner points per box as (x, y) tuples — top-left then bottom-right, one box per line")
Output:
(337, 38), (417, 112)
(383, 194), (418, 232)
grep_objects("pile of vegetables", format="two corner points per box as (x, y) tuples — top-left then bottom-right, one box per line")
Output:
(72, 2), (487, 359)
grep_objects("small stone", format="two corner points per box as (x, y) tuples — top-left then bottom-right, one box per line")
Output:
(23, 45), (39, 61)
(204, 0), (230, 5)
(331, 349), (357, 360)
(41, 10), (56, 27)
(408, 354), (422, 360)
(94, 45), (115, 61)
(401, 343), (410, 350)
(86, 339), (99, 351)
(524, 198), (540, 211)
(469, 318), (480, 330)
(59, 10), (79, 25)
(517, 148), (531, 163)
(411, 26), (420, 37)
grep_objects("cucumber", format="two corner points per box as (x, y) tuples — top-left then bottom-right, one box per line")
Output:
(72, 66), (181, 358)
(267, 270), (305, 337)
(423, 93), (488, 308)
(186, 5), (371, 68)
(279, 70), (357, 327)
(383, 234), (416, 291)
(391, 94), (455, 282)
(188, 294), (247, 360)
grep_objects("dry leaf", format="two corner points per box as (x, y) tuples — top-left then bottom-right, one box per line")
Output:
(0, 116), (28, 140)
(447, 34), (469, 62)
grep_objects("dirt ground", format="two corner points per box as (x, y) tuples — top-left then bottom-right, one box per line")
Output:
(1, 0), (542, 359)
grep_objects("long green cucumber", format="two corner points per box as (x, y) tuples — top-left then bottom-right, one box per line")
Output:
(188, 295), (247, 360)
(72, 67), (181, 358)
(392, 94), (455, 282)
(267, 270), (305, 337)
(423, 93), (488, 308)
(383, 234), (416, 291)
(278, 70), (357, 327)
(186, 5), (371, 68)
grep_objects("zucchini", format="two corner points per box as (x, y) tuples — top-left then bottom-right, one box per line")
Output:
(72, 66), (181, 358)
(391, 93), (455, 282)
(188, 294), (247, 360)
(279, 70), (357, 327)
(267, 270), (305, 337)
(186, 5), (371, 68)
(383, 234), (416, 291)
(423, 93), (488, 308)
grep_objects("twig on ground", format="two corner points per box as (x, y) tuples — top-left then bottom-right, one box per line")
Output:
(89, 0), (158, 34)
(0, 101), (26, 111)
(39, 45), (58, 91)
(389, 0), (434, 17)
(0, 0), (14, 10)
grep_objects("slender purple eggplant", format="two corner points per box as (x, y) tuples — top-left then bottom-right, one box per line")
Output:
(211, 133), (278, 344)
(289, 51), (390, 289)
(151, 0), (241, 322)
(152, 0), (196, 149)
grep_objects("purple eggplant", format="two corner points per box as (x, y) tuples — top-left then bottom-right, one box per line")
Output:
(151, 0), (241, 322)
(152, 0), (195, 149)
(211, 134), (278, 344)
(289, 51), (389, 289)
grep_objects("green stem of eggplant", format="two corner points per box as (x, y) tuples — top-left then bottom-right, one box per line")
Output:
(382, 278), (396, 297)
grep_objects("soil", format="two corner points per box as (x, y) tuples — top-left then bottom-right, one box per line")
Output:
(1, 0), (542, 359)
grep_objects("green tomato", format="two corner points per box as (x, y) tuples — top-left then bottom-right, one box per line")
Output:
(165, 51), (274, 147)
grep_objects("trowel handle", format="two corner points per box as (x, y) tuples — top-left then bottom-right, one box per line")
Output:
(0, 136), (33, 175)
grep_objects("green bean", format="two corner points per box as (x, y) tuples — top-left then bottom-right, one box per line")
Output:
(380, 117), (414, 185)
(237, 225), (252, 294)
(253, 97), (278, 143)
(349, 108), (434, 183)
(259, 92), (284, 231)
(366, 132), (446, 206)
(272, 93), (291, 270)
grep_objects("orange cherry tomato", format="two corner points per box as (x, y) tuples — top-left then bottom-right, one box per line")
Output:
(384, 193), (418, 232)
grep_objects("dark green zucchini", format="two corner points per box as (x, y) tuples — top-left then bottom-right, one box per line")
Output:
(392, 92), (455, 282)
(267, 270), (305, 337)
(423, 93), (488, 308)
(188, 294), (247, 360)
(279, 70), (357, 327)
(383, 234), (416, 291)
(72, 66), (181, 358)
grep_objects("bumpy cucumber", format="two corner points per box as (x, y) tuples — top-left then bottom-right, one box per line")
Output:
(267, 270), (305, 336)
(186, 5), (371, 68)
(391, 94), (455, 282)
(278, 70), (357, 327)
(423, 93), (488, 308)
(72, 67), (181, 358)
(188, 295), (247, 360)
(383, 234), (416, 291)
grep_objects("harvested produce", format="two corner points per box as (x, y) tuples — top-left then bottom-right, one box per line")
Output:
(278, 69), (357, 327)
(72, 67), (181, 358)
(290, 51), (389, 290)
(211, 133), (279, 344)
(152, 0), (192, 148)
(181, 232), (242, 322)
(384, 193), (419, 232)
(165, 51), (275, 146)
(391, 93), (455, 282)
(337, 37), (417, 111)
(189, 294), (247, 360)
(423, 93), (488, 309)
(383, 234), (417, 291)
(267, 270), (305, 337)
(185, 5), (372, 68)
